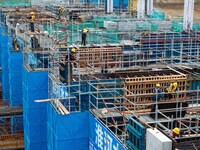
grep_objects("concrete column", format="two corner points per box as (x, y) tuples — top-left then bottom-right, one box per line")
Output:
(106, 0), (113, 13)
(183, 0), (194, 31)
(137, 0), (146, 19)
(147, 0), (153, 16)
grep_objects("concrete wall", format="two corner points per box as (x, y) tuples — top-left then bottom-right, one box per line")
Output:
(146, 128), (172, 150)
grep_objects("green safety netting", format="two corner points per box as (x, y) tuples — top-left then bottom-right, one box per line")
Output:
(172, 18), (183, 23)
(150, 11), (165, 21)
(136, 23), (159, 31)
(193, 23), (200, 31)
(44, 21), (118, 45)
(68, 29), (118, 45)
(171, 18), (183, 32)
(171, 17), (200, 32)
(172, 24), (183, 32)
(0, 0), (31, 7)
(93, 15), (118, 22)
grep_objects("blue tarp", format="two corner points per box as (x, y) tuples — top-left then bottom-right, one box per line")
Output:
(8, 38), (23, 106)
(89, 113), (126, 150)
(1, 35), (10, 104)
(23, 67), (48, 150)
(47, 104), (126, 150)
(47, 104), (89, 150)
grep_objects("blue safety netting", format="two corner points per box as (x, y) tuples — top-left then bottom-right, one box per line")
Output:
(0, 26), (7, 82)
(47, 104), (89, 150)
(89, 113), (126, 150)
(47, 104), (126, 150)
(8, 37), (23, 106)
(1, 35), (10, 104)
(11, 115), (23, 134)
(8, 37), (24, 133)
(23, 67), (48, 150)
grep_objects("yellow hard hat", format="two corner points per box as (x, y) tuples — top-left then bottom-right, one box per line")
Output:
(30, 12), (35, 15)
(156, 84), (160, 87)
(173, 82), (177, 86)
(71, 48), (77, 53)
(83, 28), (89, 33)
(173, 127), (180, 135)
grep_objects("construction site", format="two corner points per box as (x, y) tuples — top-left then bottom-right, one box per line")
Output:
(0, 0), (200, 150)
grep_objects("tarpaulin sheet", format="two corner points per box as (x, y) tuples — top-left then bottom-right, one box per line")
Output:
(22, 67), (48, 149)
(47, 103), (127, 150)
(47, 104), (89, 150)
(1, 35), (10, 104)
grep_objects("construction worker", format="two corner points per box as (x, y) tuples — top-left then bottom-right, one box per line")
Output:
(58, 6), (64, 20)
(150, 83), (163, 118)
(152, 83), (163, 101)
(12, 35), (20, 51)
(28, 12), (35, 32)
(16, 7), (20, 12)
(169, 127), (180, 138)
(165, 82), (178, 99)
(65, 47), (77, 82)
(81, 28), (89, 46)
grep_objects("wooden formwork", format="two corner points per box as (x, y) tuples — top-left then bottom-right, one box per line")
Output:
(124, 74), (188, 110)
(78, 47), (122, 68)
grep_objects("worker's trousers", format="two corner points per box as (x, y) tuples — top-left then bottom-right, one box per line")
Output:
(30, 22), (35, 32)
(82, 33), (86, 46)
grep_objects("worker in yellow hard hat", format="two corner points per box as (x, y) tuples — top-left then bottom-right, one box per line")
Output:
(168, 82), (178, 92)
(65, 47), (77, 63)
(16, 7), (20, 12)
(64, 47), (77, 82)
(58, 6), (64, 20)
(81, 28), (89, 46)
(152, 83), (163, 101)
(169, 127), (180, 138)
(164, 82), (178, 99)
(28, 12), (36, 32)
(12, 34), (20, 51)
(71, 47), (77, 53)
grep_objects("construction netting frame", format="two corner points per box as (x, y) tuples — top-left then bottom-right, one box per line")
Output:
(23, 67), (48, 150)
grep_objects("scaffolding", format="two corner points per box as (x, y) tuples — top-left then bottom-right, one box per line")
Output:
(2, 2), (200, 149)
